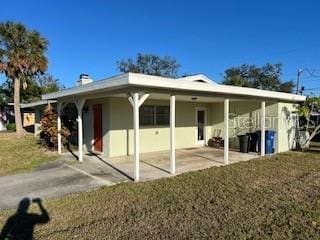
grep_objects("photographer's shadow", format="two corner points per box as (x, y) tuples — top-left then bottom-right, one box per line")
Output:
(0, 198), (50, 240)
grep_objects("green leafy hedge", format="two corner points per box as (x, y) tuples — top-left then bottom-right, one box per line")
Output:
(6, 123), (16, 131)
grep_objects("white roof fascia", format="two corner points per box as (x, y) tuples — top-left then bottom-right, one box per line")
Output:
(21, 100), (57, 109)
(128, 73), (306, 102)
(42, 72), (306, 102)
(42, 73), (130, 100)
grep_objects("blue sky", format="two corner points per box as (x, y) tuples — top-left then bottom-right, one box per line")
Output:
(0, 0), (319, 94)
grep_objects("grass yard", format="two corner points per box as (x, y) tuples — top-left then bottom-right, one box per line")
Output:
(310, 141), (320, 149)
(0, 151), (319, 239)
(0, 132), (58, 176)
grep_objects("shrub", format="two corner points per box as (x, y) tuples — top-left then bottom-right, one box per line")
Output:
(40, 104), (70, 149)
(6, 123), (16, 131)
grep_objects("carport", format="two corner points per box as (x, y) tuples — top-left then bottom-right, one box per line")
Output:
(42, 73), (306, 181)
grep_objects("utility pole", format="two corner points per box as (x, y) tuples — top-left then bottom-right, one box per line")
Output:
(296, 68), (304, 94)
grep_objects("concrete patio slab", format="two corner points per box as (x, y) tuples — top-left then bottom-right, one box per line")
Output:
(88, 147), (258, 181)
(0, 147), (257, 210)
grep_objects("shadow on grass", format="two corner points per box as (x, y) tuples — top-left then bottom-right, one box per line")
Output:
(0, 198), (50, 240)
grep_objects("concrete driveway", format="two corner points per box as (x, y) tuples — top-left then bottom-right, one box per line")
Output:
(0, 147), (257, 210)
(0, 158), (128, 210)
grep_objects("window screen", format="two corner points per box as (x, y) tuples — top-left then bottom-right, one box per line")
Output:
(140, 105), (155, 125)
(140, 105), (170, 126)
(156, 106), (170, 125)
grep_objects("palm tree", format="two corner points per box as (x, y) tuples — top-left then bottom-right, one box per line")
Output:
(0, 22), (48, 138)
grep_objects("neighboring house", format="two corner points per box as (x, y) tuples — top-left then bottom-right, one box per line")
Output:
(20, 100), (79, 144)
(42, 73), (306, 181)
(20, 100), (57, 136)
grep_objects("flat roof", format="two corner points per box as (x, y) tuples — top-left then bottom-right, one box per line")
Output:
(20, 100), (57, 109)
(42, 73), (306, 102)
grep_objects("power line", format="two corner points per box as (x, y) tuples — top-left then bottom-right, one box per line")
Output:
(304, 87), (320, 91)
(303, 88), (320, 92)
(301, 75), (320, 79)
(304, 68), (320, 77)
(296, 68), (320, 94)
(301, 78), (320, 82)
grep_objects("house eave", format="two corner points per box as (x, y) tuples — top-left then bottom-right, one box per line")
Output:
(42, 73), (130, 100)
(128, 73), (306, 102)
(42, 72), (306, 103)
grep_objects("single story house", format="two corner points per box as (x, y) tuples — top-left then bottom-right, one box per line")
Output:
(42, 73), (306, 181)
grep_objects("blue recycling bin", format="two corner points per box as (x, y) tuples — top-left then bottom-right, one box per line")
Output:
(256, 130), (275, 154)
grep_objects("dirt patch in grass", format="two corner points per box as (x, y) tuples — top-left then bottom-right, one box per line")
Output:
(0, 132), (58, 176)
(0, 151), (320, 239)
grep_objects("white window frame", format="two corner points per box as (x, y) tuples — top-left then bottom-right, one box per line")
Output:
(140, 105), (170, 126)
(195, 107), (207, 146)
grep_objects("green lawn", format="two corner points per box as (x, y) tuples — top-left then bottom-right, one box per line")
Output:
(0, 132), (58, 176)
(1, 151), (319, 239)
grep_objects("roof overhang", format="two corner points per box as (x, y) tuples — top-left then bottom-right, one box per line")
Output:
(19, 100), (57, 109)
(42, 72), (306, 103)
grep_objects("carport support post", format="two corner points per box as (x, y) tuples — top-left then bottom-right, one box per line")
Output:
(57, 102), (62, 154)
(133, 93), (140, 181)
(128, 92), (149, 182)
(261, 101), (266, 156)
(76, 99), (86, 163)
(170, 95), (176, 174)
(224, 98), (229, 164)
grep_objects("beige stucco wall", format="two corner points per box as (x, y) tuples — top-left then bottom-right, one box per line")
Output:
(210, 101), (297, 153)
(83, 97), (297, 157)
(108, 97), (212, 157)
(210, 101), (279, 150)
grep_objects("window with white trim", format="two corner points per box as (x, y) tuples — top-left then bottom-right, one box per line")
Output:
(140, 105), (170, 126)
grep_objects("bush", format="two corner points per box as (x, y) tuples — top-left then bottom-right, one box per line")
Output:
(6, 123), (16, 131)
(40, 104), (70, 149)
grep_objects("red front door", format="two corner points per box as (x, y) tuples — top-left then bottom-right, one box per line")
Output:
(93, 104), (103, 152)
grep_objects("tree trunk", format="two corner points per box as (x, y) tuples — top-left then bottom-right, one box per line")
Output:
(301, 124), (320, 150)
(13, 77), (24, 138)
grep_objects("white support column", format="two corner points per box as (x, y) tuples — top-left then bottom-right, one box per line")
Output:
(224, 99), (229, 164)
(138, 94), (150, 107)
(261, 101), (266, 156)
(170, 95), (176, 174)
(76, 99), (86, 163)
(57, 102), (62, 154)
(128, 92), (149, 181)
(133, 93), (140, 181)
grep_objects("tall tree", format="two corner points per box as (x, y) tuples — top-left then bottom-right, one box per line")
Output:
(222, 63), (295, 93)
(20, 77), (42, 103)
(297, 97), (320, 150)
(1, 74), (62, 104)
(3, 76), (42, 103)
(0, 22), (48, 137)
(36, 74), (63, 94)
(117, 53), (180, 78)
